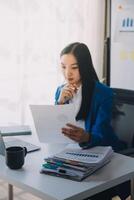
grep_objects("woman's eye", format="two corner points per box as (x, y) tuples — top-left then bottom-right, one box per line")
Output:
(61, 65), (66, 69)
(72, 66), (78, 70)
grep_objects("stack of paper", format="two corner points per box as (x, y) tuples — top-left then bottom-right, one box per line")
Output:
(40, 146), (114, 181)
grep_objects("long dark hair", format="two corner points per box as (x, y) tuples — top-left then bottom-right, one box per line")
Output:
(60, 42), (99, 120)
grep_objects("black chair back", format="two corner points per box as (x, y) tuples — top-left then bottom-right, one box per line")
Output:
(111, 88), (134, 148)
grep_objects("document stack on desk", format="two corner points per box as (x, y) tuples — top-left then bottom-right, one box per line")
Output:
(40, 146), (114, 181)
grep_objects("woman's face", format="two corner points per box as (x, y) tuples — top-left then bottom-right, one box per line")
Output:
(60, 54), (81, 87)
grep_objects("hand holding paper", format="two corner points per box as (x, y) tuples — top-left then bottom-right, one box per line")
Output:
(30, 104), (84, 143)
(62, 123), (89, 143)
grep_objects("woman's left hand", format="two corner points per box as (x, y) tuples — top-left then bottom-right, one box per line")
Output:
(62, 123), (90, 143)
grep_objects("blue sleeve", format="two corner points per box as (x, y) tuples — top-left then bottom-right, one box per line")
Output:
(55, 87), (61, 104)
(80, 95), (116, 148)
(54, 85), (69, 105)
(89, 97), (113, 146)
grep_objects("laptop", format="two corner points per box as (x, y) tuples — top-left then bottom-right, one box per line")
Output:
(0, 132), (40, 156)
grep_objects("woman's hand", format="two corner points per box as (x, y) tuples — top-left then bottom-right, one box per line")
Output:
(62, 123), (90, 143)
(58, 84), (78, 104)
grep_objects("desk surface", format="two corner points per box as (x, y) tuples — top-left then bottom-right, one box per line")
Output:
(1, 143), (134, 200)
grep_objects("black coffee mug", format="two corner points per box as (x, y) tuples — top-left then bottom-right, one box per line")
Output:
(5, 146), (27, 169)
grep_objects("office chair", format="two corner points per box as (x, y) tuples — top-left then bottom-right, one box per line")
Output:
(110, 89), (134, 200)
(111, 88), (134, 156)
(85, 88), (133, 200)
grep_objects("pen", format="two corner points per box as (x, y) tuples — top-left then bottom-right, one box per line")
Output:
(58, 167), (79, 177)
(58, 169), (66, 174)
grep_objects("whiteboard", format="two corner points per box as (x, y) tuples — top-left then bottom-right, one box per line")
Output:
(110, 0), (134, 89)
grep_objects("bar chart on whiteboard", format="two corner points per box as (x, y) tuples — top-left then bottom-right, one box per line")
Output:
(110, 0), (134, 90)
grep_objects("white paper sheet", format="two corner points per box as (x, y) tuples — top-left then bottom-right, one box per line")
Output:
(30, 104), (80, 143)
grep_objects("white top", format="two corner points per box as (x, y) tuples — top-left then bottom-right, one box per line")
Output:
(70, 85), (82, 115)
(70, 86), (85, 128)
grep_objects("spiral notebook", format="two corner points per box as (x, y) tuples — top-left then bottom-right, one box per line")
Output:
(54, 146), (114, 166)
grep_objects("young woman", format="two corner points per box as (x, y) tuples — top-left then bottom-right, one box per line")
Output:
(55, 42), (130, 200)
(55, 42), (126, 152)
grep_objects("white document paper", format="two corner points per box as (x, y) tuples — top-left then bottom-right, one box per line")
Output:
(30, 104), (79, 143)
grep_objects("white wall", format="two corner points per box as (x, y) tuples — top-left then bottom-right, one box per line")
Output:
(0, 0), (105, 125)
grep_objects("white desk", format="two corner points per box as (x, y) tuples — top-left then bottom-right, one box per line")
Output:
(1, 143), (134, 200)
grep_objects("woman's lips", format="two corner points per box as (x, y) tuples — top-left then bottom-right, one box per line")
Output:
(68, 78), (73, 81)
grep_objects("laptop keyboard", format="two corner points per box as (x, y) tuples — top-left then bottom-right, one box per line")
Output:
(5, 139), (40, 153)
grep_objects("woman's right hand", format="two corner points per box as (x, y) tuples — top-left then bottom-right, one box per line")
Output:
(58, 84), (78, 104)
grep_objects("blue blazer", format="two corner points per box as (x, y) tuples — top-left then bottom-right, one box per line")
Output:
(55, 82), (126, 152)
